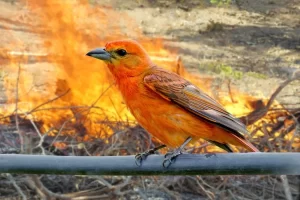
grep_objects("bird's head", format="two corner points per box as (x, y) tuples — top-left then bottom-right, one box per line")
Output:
(86, 39), (153, 78)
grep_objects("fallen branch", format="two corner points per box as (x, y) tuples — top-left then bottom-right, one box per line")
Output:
(6, 173), (26, 200)
(0, 153), (299, 175)
(26, 174), (70, 200)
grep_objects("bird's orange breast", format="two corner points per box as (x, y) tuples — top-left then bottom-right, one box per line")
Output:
(117, 77), (216, 147)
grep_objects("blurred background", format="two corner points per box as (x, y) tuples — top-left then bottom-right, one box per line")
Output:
(0, 0), (299, 199)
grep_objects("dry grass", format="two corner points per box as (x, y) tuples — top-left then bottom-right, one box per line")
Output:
(0, 60), (299, 200)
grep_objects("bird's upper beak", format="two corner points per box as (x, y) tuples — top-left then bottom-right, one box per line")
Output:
(86, 48), (111, 61)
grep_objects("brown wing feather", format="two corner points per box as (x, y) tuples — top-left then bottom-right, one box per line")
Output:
(144, 67), (249, 138)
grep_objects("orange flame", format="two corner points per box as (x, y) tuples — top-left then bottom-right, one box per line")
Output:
(2, 0), (184, 140)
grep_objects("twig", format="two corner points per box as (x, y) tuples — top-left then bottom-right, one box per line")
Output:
(0, 88), (71, 121)
(28, 89), (70, 114)
(49, 84), (114, 147)
(85, 83), (114, 114)
(108, 96), (122, 121)
(280, 175), (293, 200)
(91, 176), (132, 196)
(49, 119), (69, 148)
(283, 112), (300, 151)
(64, 187), (109, 199)
(6, 173), (27, 200)
(228, 189), (238, 200)
(30, 105), (94, 112)
(262, 123), (274, 152)
(234, 184), (262, 200)
(227, 79), (237, 103)
(26, 115), (53, 155)
(113, 176), (132, 196)
(15, 63), (24, 153)
(160, 185), (181, 200)
(27, 175), (70, 200)
(196, 176), (214, 189)
(192, 176), (214, 199)
(176, 56), (183, 75)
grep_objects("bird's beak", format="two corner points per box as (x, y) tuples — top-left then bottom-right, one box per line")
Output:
(86, 48), (111, 61)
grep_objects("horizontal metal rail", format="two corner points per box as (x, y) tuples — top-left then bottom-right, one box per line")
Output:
(0, 153), (299, 175)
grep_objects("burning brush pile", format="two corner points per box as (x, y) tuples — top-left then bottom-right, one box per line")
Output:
(0, 0), (299, 199)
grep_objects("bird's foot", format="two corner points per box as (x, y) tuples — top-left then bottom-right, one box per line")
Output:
(135, 145), (166, 166)
(162, 137), (192, 168)
(162, 149), (182, 168)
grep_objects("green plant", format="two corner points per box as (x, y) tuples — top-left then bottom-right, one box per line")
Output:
(210, 0), (232, 6)
(206, 20), (224, 32)
(199, 63), (268, 80)
(215, 64), (243, 79)
(245, 71), (267, 79)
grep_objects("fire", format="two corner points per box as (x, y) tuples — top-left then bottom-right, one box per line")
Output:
(1, 0), (182, 140)
(0, 0), (298, 150)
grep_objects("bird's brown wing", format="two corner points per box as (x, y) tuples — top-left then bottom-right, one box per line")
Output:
(144, 68), (249, 138)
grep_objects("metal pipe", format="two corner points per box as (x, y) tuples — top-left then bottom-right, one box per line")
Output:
(0, 153), (299, 175)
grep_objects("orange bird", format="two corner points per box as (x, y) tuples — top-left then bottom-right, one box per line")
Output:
(86, 39), (259, 166)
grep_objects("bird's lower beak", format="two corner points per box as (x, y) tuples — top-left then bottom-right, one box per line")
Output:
(86, 48), (111, 61)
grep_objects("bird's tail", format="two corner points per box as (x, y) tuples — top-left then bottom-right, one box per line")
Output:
(232, 134), (260, 152)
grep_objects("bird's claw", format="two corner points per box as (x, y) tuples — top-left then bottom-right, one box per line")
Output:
(135, 145), (166, 166)
(135, 149), (155, 166)
(162, 150), (182, 168)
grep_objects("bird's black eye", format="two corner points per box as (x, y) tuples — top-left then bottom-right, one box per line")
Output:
(115, 49), (127, 57)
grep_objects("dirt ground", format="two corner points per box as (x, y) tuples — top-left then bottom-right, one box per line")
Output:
(98, 0), (300, 100)
(0, 0), (299, 199)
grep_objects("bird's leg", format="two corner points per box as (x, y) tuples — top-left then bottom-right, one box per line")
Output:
(163, 137), (192, 168)
(135, 144), (166, 166)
